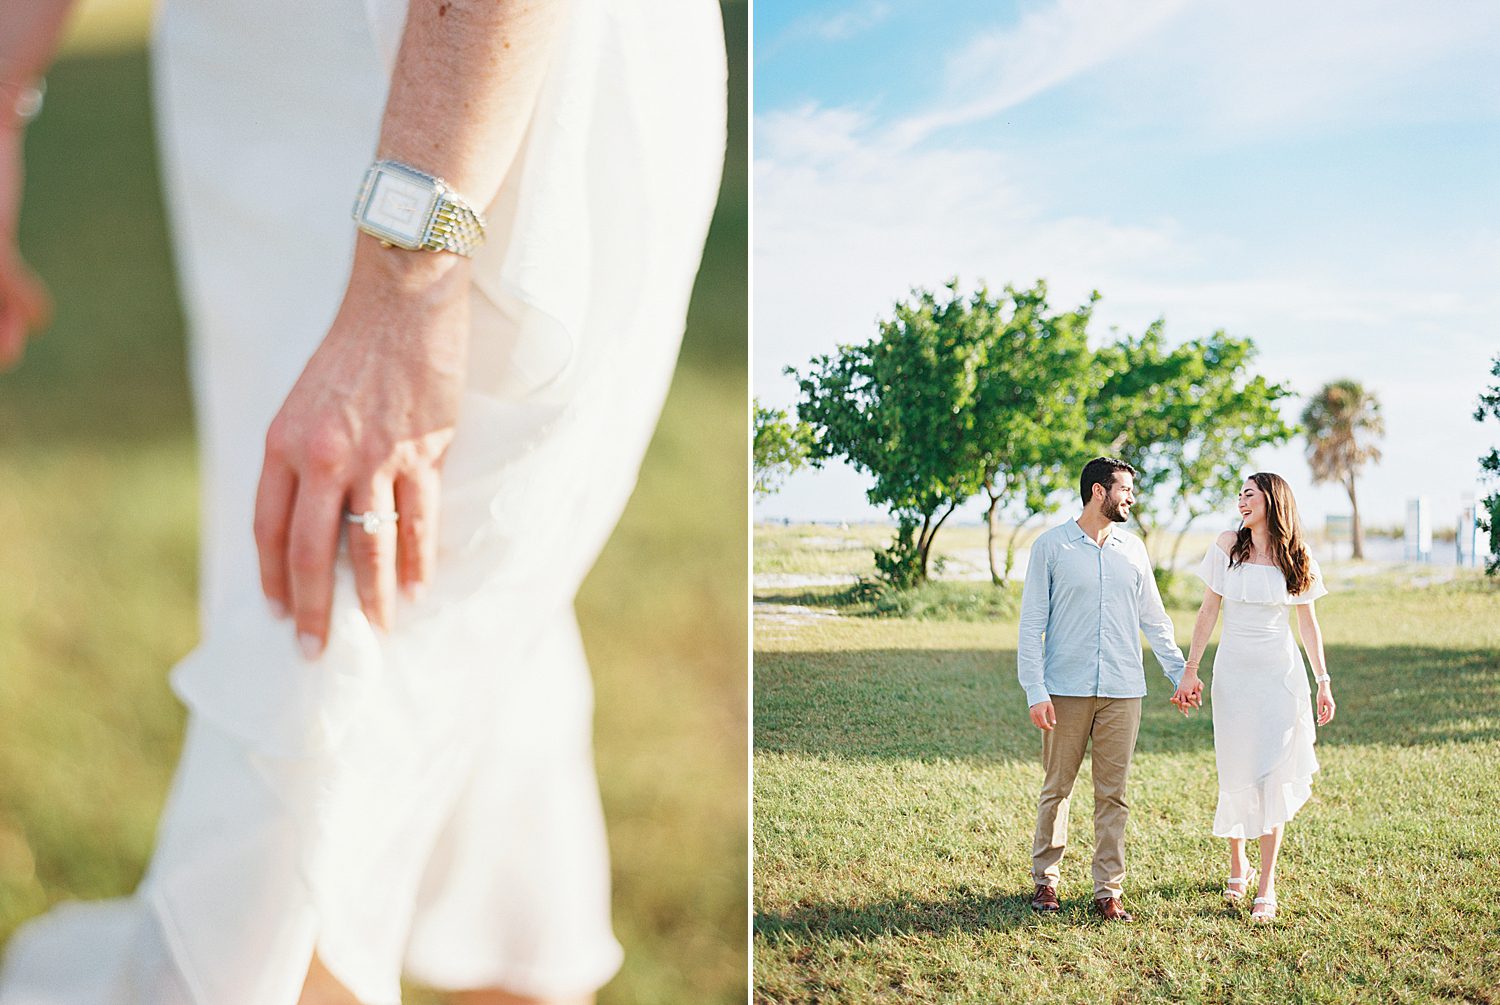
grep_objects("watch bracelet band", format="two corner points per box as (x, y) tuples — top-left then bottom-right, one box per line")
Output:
(427, 193), (486, 256)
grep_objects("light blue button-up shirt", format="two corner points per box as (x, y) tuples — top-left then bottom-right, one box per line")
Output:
(1017, 519), (1186, 708)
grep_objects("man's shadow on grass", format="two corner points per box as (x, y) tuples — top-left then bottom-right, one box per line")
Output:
(755, 888), (1039, 940)
(755, 644), (1500, 763)
(755, 881), (1244, 940)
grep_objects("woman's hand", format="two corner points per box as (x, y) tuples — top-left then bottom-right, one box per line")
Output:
(0, 129), (52, 371)
(253, 239), (471, 657)
(1171, 668), (1203, 715)
(1316, 681), (1336, 725)
(0, 239), (49, 369)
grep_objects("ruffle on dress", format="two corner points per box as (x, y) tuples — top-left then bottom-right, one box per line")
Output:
(1211, 707), (1321, 839)
(1196, 543), (1328, 606)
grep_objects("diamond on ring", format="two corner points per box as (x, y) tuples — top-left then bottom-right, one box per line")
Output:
(344, 510), (399, 535)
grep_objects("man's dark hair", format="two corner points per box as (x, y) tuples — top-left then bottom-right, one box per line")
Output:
(1080, 456), (1137, 503)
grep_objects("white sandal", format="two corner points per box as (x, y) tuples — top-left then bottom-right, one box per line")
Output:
(1224, 867), (1256, 903)
(1250, 895), (1277, 923)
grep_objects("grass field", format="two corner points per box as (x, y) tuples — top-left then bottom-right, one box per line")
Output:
(755, 525), (1500, 1004)
(0, 5), (747, 1003)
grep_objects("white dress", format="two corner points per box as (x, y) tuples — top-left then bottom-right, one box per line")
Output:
(1196, 545), (1328, 840)
(0, 1), (726, 1003)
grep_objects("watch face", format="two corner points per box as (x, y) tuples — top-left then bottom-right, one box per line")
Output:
(360, 166), (437, 247)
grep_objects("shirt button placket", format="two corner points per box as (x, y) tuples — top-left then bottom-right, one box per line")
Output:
(1096, 546), (1105, 695)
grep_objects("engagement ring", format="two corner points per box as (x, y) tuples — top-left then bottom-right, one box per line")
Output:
(344, 510), (399, 535)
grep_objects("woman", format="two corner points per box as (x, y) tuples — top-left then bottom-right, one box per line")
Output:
(1172, 472), (1337, 924)
(1, 0), (725, 1002)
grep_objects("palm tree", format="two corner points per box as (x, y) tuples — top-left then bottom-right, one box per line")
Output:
(1302, 380), (1384, 559)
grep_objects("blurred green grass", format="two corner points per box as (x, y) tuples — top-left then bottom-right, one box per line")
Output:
(0, 3), (747, 1003)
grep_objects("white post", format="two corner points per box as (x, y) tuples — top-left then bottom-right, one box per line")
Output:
(1405, 497), (1431, 563)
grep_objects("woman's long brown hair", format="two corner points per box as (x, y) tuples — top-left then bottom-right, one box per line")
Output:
(1229, 471), (1314, 595)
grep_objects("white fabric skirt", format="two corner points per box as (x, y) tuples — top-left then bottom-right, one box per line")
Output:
(1197, 545), (1327, 839)
(1209, 596), (1321, 839)
(0, 0), (726, 1001)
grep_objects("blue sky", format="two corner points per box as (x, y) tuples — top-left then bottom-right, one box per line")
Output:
(753, 0), (1500, 539)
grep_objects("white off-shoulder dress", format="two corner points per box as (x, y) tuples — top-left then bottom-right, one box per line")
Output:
(1196, 545), (1328, 839)
(0, 0), (726, 1003)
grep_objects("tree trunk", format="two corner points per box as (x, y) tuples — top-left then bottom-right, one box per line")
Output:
(1347, 474), (1364, 560)
(919, 501), (958, 581)
(986, 490), (1003, 585)
(1005, 517), (1033, 582)
(1134, 514), (1155, 565)
(915, 513), (933, 582)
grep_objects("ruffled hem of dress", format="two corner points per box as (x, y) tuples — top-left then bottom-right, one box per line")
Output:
(1212, 738), (1321, 839)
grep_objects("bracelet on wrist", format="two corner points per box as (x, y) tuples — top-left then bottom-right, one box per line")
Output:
(1314, 673), (1330, 683)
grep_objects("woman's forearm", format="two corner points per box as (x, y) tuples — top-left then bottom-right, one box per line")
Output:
(1184, 595), (1221, 669)
(347, 0), (569, 289)
(376, 0), (568, 209)
(1298, 608), (1329, 678)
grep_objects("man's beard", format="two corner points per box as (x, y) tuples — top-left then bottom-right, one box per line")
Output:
(1103, 498), (1129, 523)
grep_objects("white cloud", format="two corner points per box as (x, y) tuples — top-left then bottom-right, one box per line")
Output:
(761, 0), (894, 58)
(806, 1), (893, 41)
(890, 0), (1193, 147)
(1123, 0), (1500, 141)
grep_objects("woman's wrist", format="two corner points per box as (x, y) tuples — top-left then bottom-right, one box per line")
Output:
(348, 233), (471, 306)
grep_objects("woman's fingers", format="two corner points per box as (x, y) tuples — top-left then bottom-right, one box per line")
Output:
(0, 310), (22, 370)
(346, 477), (399, 631)
(0, 252), (53, 371)
(1316, 695), (1331, 724)
(286, 474), (345, 658)
(394, 468), (440, 601)
(253, 455), (297, 619)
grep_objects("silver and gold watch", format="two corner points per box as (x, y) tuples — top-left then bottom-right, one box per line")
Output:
(351, 159), (487, 257)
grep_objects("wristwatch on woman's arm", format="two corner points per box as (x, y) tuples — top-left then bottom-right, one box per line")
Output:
(352, 159), (486, 257)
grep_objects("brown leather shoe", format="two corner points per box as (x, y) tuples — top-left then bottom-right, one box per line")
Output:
(1093, 896), (1134, 922)
(1030, 885), (1060, 912)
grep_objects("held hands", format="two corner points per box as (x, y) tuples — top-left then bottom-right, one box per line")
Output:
(253, 239), (471, 657)
(1171, 669), (1203, 716)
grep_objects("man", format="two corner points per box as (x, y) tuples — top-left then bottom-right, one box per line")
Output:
(1017, 457), (1200, 921)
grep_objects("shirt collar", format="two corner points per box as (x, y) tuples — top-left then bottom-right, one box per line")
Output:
(1070, 519), (1123, 548)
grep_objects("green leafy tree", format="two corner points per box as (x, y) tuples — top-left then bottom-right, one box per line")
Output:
(752, 399), (813, 498)
(1302, 380), (1384, 560)
(1475, 355), (1500, 576)
(970, 282), (1097, 583)
(791, 282), (990, 584)
(1092, 325), (1295, 576)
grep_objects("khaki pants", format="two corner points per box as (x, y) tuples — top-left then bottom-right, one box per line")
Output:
(1031, 695), (1142, 899)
